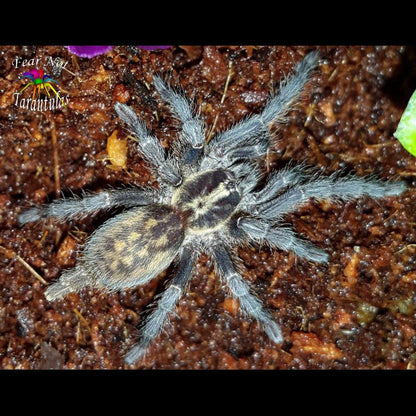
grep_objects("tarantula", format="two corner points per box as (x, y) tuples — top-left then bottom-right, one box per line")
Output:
(19, 50), (407, 365)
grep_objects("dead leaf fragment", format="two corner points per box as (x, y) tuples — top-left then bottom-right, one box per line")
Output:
(106, 129), (127, 170)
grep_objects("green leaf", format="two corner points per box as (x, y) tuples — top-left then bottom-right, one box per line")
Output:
(394, 89), (416, 156)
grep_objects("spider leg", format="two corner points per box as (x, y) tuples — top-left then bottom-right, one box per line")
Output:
(222, 142), (270, 167)
(236, 217), (329, 263)
(233, 162), (263, 194)
(211, 245), (283, 345)
(44, 83), (51, 97)
(115, 102), (182, 186)
(18, 187), (153, 225)
(46, 83), (67, 107)
(124, 246), (196, 365)
(153, 75), (205, 153)
(44, 265), (87, 301)
(18, 82), (33, 94)
(239, 164), (307, 209)
(257, 172), (407, 220)
(202, 50), (320, 169)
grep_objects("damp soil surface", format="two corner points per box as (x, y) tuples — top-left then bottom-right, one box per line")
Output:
(1, 45), (416, 369)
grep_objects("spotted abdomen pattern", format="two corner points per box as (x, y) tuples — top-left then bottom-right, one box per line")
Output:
(82, 205), (186, 291)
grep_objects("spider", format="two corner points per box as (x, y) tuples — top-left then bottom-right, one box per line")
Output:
(18, 50), (407, 366)
(19, 68), (67, 107)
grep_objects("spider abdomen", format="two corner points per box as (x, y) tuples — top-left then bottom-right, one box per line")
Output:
(172, 169), (241, 234)
(82, 205), (186, 290)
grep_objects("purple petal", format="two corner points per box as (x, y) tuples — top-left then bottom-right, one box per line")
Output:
(137, 45), (172, 51)
(66, 46), (113, 58)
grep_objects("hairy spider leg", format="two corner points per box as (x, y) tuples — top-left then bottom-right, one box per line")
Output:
(236, 217), (329, 263)
(18, 187), (153, 225)
(44, 265), (87, 301)
(232, 162), (263, 194)
(211, 245), (283, 344)
(115, 102), (182, 186)
(124, 246), (196, 365)
(153, 75), (205, 154)
(202, 50), (320, 170)
(239, 164), (308, 210)
(256, 170), (407, 220)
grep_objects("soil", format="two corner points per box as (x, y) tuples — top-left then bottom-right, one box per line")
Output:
(0, 45), (415, 370)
